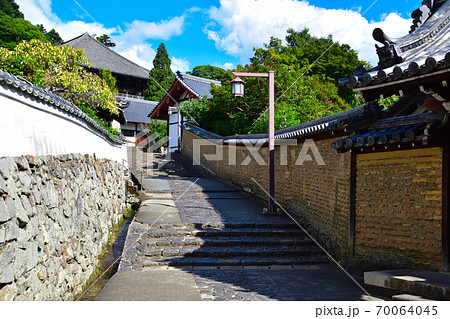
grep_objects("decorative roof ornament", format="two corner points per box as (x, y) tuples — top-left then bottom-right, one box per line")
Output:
(410, 0), (447, 32)
(373, 0), (449, 69)
(338, 0), (450, 97)
(373, 28), (403, 69)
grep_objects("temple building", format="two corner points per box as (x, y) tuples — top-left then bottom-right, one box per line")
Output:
(149, 71), (221, 152)
(62, 33), (149, 97)
(337, 0), (450, 271)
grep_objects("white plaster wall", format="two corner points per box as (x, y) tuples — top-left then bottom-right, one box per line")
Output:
(0, 85), (126, 163)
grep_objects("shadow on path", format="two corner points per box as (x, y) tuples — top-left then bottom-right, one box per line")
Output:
(131, 152), (371, 301)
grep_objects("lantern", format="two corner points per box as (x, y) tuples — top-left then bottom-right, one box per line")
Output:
(230, 77), (245, 97)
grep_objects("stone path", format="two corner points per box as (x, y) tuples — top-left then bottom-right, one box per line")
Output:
(95, 151), (375, 301)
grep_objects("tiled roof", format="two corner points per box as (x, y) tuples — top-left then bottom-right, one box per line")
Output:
(118, 97), (158, 124)
(340, 0), (450, 90)
(275, 101), (383, 139)
(62, 33), (149, 79)
(148, 72), (222, 119)
(332, 111), (445, 152)
(184, 101), (383, 144)
(176, 72), (221, 98)
(0, 68), (124, 144)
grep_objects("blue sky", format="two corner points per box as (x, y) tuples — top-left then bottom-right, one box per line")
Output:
(16, 0), (422, 72)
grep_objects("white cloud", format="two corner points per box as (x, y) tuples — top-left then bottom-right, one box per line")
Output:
(216, 62), (235, 70)
(15, 0), (189, 73)
(115, 44), (156, 70)
(171, 56), (191, 73)
(120, 16), (186, 43)
(206, 0), (412, 65)
(15, 0), (117, 41)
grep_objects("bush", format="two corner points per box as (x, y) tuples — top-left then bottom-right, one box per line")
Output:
(0, 39), (119, 133)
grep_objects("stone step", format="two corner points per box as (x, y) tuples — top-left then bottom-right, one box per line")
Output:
(146, 236), (315, 247)
(146, 227), (308, 238)
(147, 223), (300, 229)
(145, 245), (323, 258)
(138, 255), (330, 267)
(364, 269), (450, 301)
(392, 294), (436, 301)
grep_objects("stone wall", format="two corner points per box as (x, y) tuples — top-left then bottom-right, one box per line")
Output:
(181, 129), (351, 258)
(0, 154), (125, 301)
(355, 148), (443, 269)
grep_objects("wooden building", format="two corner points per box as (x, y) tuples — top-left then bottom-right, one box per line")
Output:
(118, 96), (158, 144)
(62, 33), (149, 97)
(338, 0), (450, 271)
(149, 71), (221, 152)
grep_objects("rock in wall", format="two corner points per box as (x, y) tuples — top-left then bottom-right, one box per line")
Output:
(0, 154), (125, 300)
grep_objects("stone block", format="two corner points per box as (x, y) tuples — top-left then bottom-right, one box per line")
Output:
(0, 157), (17, 180)
(15, 199), (30, 226)
(18, 171), (32, 194)
(14, 248), (28, 279)
(0, 263), (14, 284)
(0, 198), (11, 223)
(5, 221), (19, 241)
(14, 156), (30, 172)
(0, 283), (17, 301)
(32, 185), (41, 205)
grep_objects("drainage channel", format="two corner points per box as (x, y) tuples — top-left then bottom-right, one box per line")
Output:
(76, 216), (133, 301)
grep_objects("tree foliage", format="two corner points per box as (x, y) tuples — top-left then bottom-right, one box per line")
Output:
(181, 29), (367, 135)
(0, 0), (63, 49)
(251, 29), (368, 107)
(0, 39), (119, 133)
(95, 34), (116, 47)
(146, 119), (168, 143)
(38, 24), (63, 45)
(188, 65), (227, 81)
(0, 11), (48, 49)
(0, 0), (23, 18)
(144, 42), (174, 101)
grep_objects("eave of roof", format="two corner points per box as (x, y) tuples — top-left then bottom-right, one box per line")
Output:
(148, 72), (222, 119)
(340, 1), (450, 91)
(332, 111), (445, 153)
(0, 68), (124, 144)
(183, 101), (384, 144)
(118, 97), (158, 124)
(62, 33), (150, 80)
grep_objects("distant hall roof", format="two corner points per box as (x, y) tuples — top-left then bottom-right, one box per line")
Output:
(118, 97), (158, 124)
(176, 71), (222, 98)
(62, 33), (150, 79)
(148, 72), (221, 120)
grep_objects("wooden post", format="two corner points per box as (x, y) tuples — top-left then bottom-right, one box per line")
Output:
(442, 144), (450, 271)
(349, 150), (357, 257)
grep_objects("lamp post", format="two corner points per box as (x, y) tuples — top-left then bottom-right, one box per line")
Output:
(231, 71), (276, 213)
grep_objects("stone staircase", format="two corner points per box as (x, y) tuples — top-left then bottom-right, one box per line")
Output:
(364, 269), (450, 301)
(136, 223), (330, 268)
(127, 153), (331, 269)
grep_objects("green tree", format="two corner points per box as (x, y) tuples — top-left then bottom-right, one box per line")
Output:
(0, 11), (18, 49)
(147, 119), (167, 143)
(251, 29), (368, 107)
(38, 24), (63, 45)
(180, 29), (369, 136)
(0, 39), (119, 135)
(181, 62), (348, 136)
(0, 0), (23, 18)
(0, 11), (48, 49)
(96, 34), (115, 47)
(144, 42), (174, 101)
(99, 68), (118, 95)
(188, 65), (227, 81)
